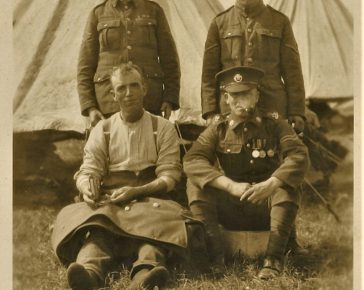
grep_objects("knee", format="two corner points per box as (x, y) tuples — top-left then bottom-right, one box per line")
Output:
(189, 200), (217, 223)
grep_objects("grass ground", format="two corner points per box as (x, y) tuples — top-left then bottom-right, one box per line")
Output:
(13, 191), (353, 290)
(13, 122), (353, 290)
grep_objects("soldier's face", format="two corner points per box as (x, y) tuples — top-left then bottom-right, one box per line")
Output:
(225, 88), (259, 118)
(112, 70), (146, 114)
(236, 0), (261, 6)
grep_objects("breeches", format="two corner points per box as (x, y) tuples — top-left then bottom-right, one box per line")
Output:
(189, 186), (298, 259)
(76, 227), (167, 282)
(190, 186), (299, 231)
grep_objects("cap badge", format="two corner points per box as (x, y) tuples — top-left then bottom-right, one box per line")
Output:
(234, 73), (243, 83)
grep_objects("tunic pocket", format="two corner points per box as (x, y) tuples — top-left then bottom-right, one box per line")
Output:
(256, 28), (282, 62)
(134, 17), (157, 48)
(220, 27), (243, 63)
(97, 19), (122, 51)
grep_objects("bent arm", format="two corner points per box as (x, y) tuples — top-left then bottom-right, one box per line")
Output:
(271, 121), (310, 188)
(201, 20), (221, 119)
(77, 9), (100, 116)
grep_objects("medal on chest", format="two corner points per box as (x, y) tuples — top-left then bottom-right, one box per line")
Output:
(267, 149), (275, 157)
(251, 139), (260, 158)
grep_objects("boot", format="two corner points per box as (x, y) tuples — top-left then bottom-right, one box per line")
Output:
(285, 228), (309, 256)
(127, 266), (169, 290)
(258, 256), (283, 280)
(67, 262), (100, 290)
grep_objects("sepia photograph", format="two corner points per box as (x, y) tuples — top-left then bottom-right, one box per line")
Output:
(4, 0), (359, 289)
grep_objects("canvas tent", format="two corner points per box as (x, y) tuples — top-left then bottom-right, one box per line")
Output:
(13, 0), (354, 134)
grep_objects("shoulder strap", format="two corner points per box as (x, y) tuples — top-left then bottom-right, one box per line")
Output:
(102, 119), (111, 173)
(151, 114), (158, 150)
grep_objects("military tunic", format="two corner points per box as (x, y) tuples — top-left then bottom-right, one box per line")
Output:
(78, 0), (180, 116)
(183, 110), (309, 205)
(201, 1), (305, 119)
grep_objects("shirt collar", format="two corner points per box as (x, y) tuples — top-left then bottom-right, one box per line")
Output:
(228, 109), (263, 130)
(235, 0), (265, 18)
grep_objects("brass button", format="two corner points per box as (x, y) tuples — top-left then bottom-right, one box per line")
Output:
(153, 202), (160, 208)
(125, 206), (130, 211)
(250, 160), (254, 164)
(226, 149), (231, 153)
(97, 77), (101, 81)
(228, 32), (232, 36)
(127, 45), (132, 50)
(243, 127), (248, 132)
(246, 143), (251, 148)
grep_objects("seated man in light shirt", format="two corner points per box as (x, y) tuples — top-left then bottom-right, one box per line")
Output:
(51, 63), (204, 290)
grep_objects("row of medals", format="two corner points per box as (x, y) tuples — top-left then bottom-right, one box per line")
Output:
(250, 139), (275, 159)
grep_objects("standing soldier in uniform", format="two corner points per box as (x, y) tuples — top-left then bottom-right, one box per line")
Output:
(184, 66), (309, 279)
(78, 0), (180, 126)
(201, 0), (305, 132)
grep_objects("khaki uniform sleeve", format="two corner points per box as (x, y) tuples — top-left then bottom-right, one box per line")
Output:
(155, 6), (181, 110)
(77, 9), (100, 116)
(155, 120), (182, 183)
(183, 124), (223, 189)
(201, 20), (222, 119)
(280, 17), (305, 118)
(271, 120), (309, 188)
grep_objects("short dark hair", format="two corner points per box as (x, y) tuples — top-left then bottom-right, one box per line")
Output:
(110, 62), (145, 87)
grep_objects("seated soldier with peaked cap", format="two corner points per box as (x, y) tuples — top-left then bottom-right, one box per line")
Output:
(51, 63), (204, 290)
(184, 66), (309, 279)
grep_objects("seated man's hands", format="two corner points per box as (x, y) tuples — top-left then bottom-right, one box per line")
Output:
(88, 107), (105, 127)
(240, 177), (283, 205)
(78, 179), (100, 206)
(110, 186), (142, 204)
(227, 181), (251, 199)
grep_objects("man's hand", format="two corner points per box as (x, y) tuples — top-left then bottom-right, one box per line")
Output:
(110, 186), (142, 204)
(160, 102), (172, 119)
(240, 177), (283, 204)
(227, 181), (251, 199)
(305, 108), (320, 128)
(88, 107), (105, 127)
(288, 115), (305, 134)
(206, 112), (218, 126)
(78, 179), (97, 206)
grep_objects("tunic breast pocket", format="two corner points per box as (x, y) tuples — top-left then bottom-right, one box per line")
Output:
(220, 27), (243, 64)
(255, 28), (282, 62)
(97, 19), (122, 51)
(217, 141), (243, 155)
(134, 18), (157, 48)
